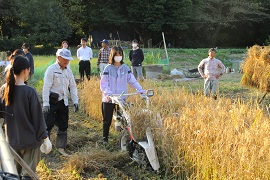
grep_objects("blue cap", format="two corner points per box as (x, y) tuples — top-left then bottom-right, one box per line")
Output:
(101, 39), (109, 44)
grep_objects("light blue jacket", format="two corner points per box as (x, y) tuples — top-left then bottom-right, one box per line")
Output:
(100, 64), (144, 102)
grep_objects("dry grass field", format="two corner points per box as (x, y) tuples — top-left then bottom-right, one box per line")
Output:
(23, 47), (270, 179)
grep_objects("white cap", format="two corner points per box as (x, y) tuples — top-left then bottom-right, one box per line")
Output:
(56, 48), (74, 60)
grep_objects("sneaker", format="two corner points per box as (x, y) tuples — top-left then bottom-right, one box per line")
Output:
(57, 148), (69, 156)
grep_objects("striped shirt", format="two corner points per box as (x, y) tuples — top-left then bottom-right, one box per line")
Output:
(97, 47), (110, 65)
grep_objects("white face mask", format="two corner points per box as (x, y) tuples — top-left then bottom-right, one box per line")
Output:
(132, 43), (138, 48)
(114, 56), (122, 62)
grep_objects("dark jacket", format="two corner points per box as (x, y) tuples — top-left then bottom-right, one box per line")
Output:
(0, 85), (47, 149)
(25, 52), (34, 75)
(129, 48), (144, 66)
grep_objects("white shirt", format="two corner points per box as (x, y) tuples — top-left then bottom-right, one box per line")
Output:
(198, 57), (225, 80)
(77, 46), (93, 61)
(42, 62), (78, 106)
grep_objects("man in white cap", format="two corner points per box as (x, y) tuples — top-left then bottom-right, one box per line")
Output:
(42, 48), (79, 156)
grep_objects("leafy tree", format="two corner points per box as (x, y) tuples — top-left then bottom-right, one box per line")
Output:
(190, 0), (270, 46)
(0, 0), (16, 38)
(14, 0), (72, 46)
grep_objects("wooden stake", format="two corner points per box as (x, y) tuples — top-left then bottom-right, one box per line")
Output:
(258, 92), (267, 104)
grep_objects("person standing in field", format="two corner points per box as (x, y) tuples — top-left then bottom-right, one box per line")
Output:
(129, 39), (144, 80)
(22, 43), (34, 76)
(97, 39), (110, 76)
(42, 48), (79, 156)
(77, 38), (93, 81)
(198, 48), (225, 99)
(0, 56), (52, 179)
(100, 46), (145, 144)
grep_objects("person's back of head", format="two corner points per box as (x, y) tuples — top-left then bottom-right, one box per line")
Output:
(3, 56), (30, 105)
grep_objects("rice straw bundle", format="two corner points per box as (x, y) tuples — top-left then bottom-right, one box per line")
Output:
(241, 45), (270, 92)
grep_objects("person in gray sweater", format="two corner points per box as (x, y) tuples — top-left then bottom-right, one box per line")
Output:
(0, 56), (51, 179)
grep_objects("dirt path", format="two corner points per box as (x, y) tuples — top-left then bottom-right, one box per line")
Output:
(37, 108), (161, 180)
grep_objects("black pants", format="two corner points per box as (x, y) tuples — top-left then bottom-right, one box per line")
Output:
(44, 100), (69, 132)
(101, 102), (116, 141)
(79, 60), (91, 80)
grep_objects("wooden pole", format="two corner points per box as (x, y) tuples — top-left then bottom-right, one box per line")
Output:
(9, 146), (39, 180)
(162, 32), (169, 61)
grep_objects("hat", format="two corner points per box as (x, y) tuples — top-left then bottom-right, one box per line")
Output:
(132, 39), (138, 43)
(56, 48), (74, 60)
(21, 43), (29, 49)
(100, 39), (109, 44)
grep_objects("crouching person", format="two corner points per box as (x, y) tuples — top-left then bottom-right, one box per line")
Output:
(0, 56), (52, 179)
(42, 49), (79, 156)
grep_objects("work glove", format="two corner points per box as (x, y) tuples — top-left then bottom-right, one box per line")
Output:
(43, 106), (50, 113)
(40, 137), (52, 154)
(74, 103), (79, 112)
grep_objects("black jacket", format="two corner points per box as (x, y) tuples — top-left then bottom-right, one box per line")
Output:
(129, 48), (144, 66)
(0, 85), (47, 149)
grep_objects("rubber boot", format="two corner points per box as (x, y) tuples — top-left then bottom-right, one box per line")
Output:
(56, 130), (67, 148)
(56, 130), (68, 156)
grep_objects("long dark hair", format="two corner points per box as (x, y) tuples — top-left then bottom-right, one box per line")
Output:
(3, 56), (30, 105)
(109, 46), (124, 65)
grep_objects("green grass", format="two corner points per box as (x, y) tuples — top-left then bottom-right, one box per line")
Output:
(30, 48), (247, 95)
(28, 55), (98, 92)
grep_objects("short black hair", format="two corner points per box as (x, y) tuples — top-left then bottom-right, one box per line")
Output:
(208, 48), (216, 52)
(81, 38), (87, 42)
(22, 43), (30, 49)
(132, 39), (138, 43)
(6, 51), (12, 57)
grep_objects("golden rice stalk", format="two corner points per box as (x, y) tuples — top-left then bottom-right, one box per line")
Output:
(241, 45), (270, 92)
(78, 76), (102, 121)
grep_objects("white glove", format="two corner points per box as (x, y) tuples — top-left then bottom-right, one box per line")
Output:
(40, 137), (52, 154)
